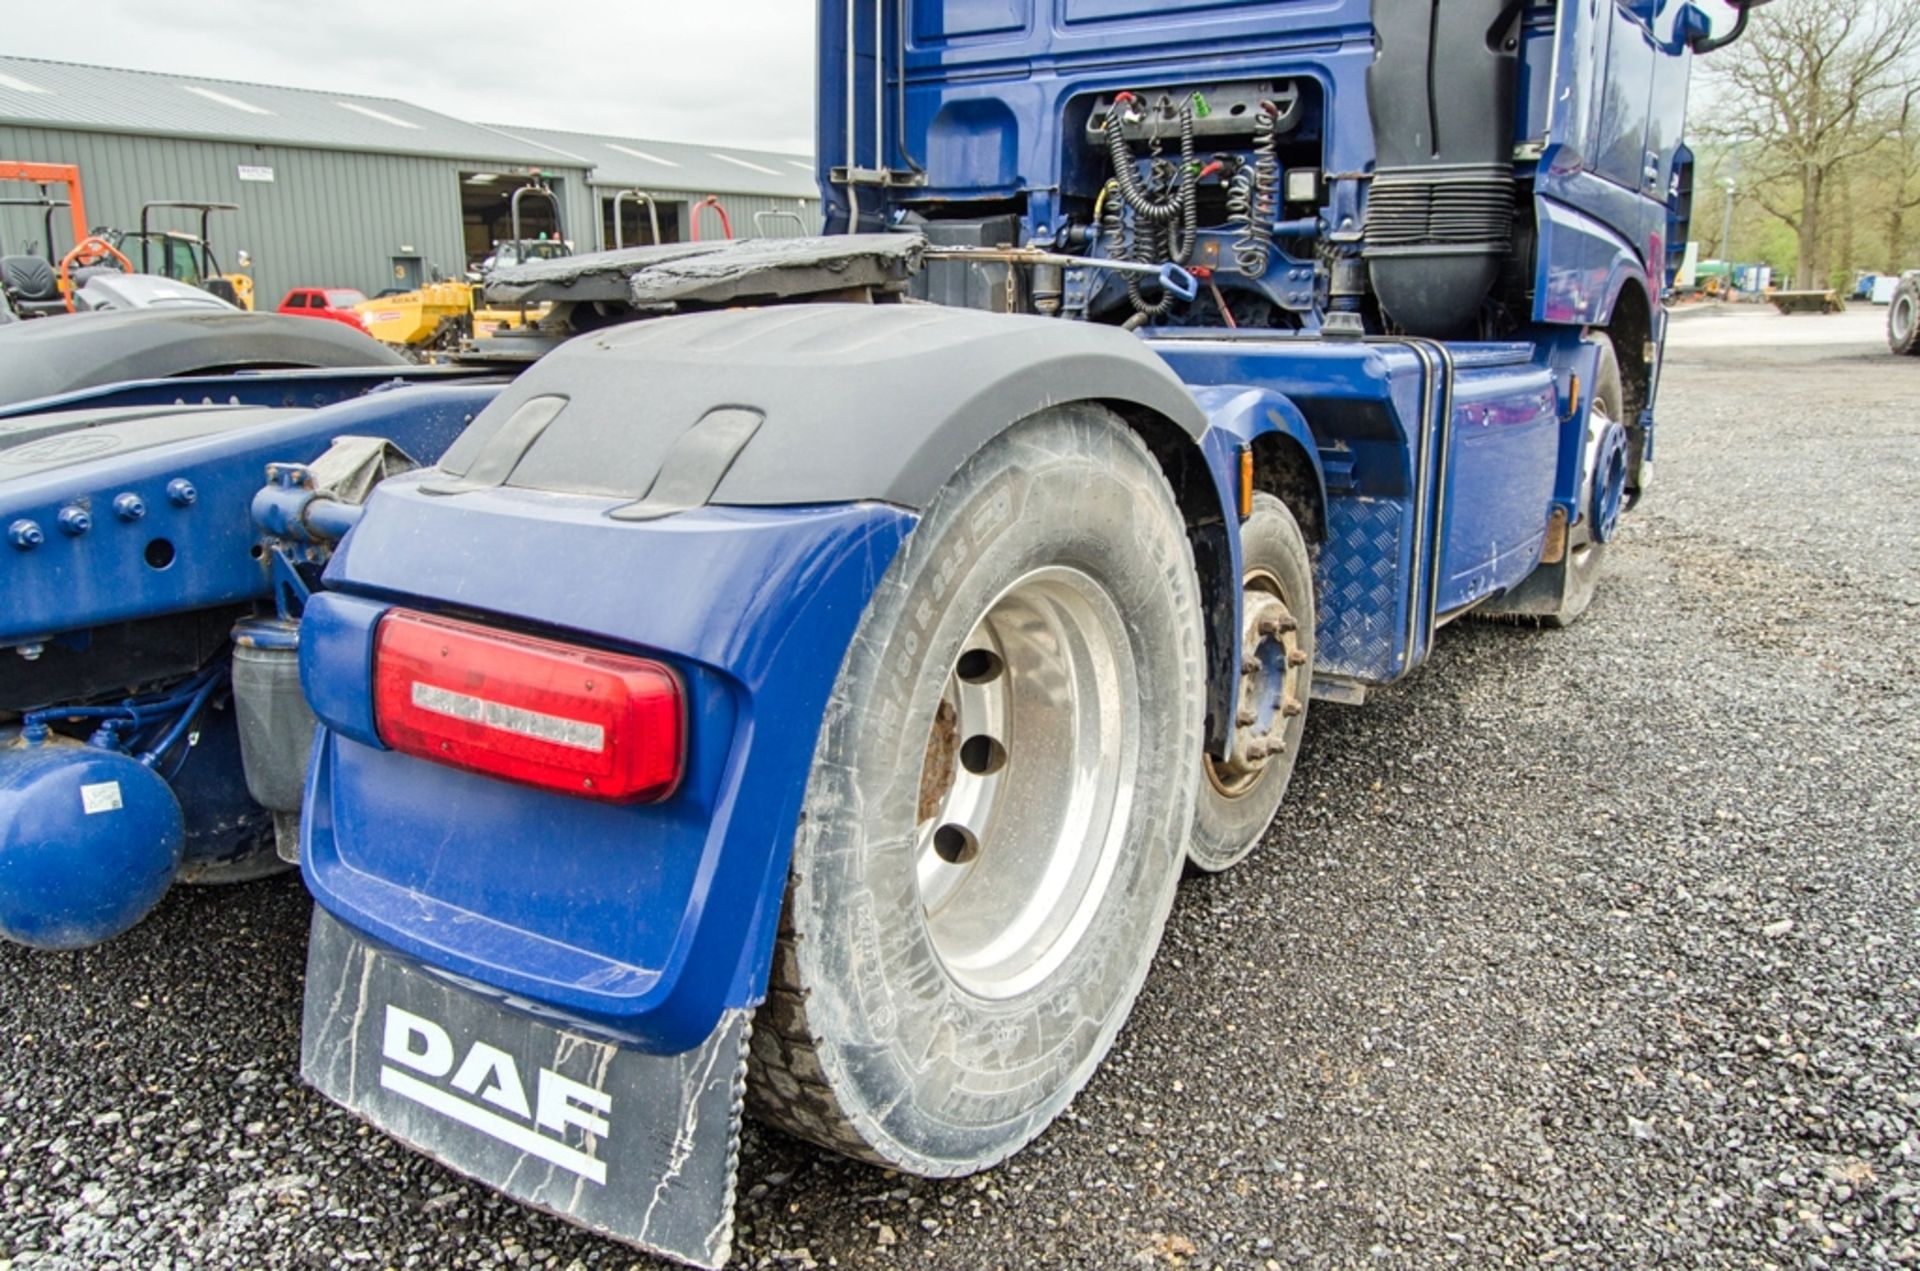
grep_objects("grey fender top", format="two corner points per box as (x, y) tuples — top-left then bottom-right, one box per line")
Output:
(432, 302), (1207, 511)
(0, 309), (404, 409)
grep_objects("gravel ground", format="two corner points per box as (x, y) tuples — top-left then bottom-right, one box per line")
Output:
(3, 304), (1917, 1270)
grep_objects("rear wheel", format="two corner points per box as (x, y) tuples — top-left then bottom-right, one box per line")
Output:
(1890, 275), (1920, 355)
(1188, 493), (1314, 872)
(748, 403), (1204, 1175)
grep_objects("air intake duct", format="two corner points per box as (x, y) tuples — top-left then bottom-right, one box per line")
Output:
(1364, 0), (1521, 337)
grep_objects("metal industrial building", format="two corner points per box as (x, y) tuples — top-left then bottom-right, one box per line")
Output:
(491, 126), (822, 253)
(0, 55), (818, 306)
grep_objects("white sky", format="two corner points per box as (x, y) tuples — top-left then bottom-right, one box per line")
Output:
(4, 1), (820, 154)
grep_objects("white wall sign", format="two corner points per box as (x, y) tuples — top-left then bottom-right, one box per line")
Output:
(237, 165), (275, 183)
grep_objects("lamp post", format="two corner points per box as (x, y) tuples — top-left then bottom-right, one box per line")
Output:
(1719, 146), (1741, 263)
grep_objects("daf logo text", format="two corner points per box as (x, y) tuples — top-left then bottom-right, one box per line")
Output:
(378, 1005), (613, 1183)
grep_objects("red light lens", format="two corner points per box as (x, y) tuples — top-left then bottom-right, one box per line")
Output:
(373, 610), (684, 803)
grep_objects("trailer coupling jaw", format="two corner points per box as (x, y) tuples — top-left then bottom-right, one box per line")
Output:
(301, 909), (751, 1270)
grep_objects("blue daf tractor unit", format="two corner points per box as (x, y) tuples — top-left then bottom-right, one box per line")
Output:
(283, 2), (1762, 1264)
(0, 310), (510, 948)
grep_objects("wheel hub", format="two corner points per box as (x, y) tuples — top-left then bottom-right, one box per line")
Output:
(1590, 417), (1629, 545)
(913, 566), (1139, 1000)
(1206, 575), (1305, 796)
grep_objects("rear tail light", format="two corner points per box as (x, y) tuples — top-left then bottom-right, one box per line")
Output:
(373, 610), (683, 802)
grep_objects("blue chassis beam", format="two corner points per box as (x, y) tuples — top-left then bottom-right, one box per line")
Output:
(2, 381), (504, 645)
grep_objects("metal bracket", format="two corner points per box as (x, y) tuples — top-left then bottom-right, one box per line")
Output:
(1539, 506), (1569, 565)
(829, 165), (928, 189)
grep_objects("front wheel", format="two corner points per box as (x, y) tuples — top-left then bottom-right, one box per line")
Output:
(748, 403), (1205, 1176)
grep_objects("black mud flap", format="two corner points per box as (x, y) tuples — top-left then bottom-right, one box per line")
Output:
(301, 909), (750, 1269)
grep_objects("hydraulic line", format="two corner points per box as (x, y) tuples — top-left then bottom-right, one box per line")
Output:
(874, 0), (886, 173)
(21, 660), (228, 775)
(22, 663), (223, 736)
(1229, 100), (1282, 277)
(691, 196), (734, 241)
(893, 0), (923, 173)
(137, 666), (226, 770)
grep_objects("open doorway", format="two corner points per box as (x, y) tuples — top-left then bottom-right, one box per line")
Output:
(600, 193), (683, 248)
(459, 172), (567, 274)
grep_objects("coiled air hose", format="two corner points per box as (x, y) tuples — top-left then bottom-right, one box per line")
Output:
(1229, 100), (1282, 278)
(1103, 93), (1199, 317)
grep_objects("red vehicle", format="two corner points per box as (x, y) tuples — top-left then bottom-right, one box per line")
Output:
(275, 287), (369, 332)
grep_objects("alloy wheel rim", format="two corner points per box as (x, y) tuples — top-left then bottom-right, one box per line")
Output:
(914, 565), (1140, 1000)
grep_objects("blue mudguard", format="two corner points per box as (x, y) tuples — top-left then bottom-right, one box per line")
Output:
(297, 479), (913, 1265)
(299, 474), (915, 1055)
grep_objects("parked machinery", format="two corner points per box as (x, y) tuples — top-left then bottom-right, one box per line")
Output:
(111, 201), (256, 309)
(0, 160), (88, 317)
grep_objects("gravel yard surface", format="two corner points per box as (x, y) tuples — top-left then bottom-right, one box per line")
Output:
(2, 304), (1916, 1270)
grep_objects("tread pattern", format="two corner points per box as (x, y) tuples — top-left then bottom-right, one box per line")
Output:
(745, 898), (888, 1162)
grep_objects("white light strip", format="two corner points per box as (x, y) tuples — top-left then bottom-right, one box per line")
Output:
(607, 143), (678, 167)
(336, 101), (420, 129)
(410, 682), (604, 752)
(708, 152), (781, 176)
(180, 84), (273, 115)
(0, 71), (50, 94)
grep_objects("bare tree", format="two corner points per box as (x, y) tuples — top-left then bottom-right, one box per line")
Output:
(1704, 0), (1920, 287)
(1880, 88), (1920, 272)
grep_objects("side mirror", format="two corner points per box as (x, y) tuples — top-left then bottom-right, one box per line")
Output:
(1690, 0), (1772, 55)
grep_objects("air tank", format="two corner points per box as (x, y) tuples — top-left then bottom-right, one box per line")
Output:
(0, 728), (184, 950)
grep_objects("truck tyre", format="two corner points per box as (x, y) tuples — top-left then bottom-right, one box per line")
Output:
(748, 403), (1205, 1175)
(1188, 492), (1315, 872)
(1890, 274), (1920, 355)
